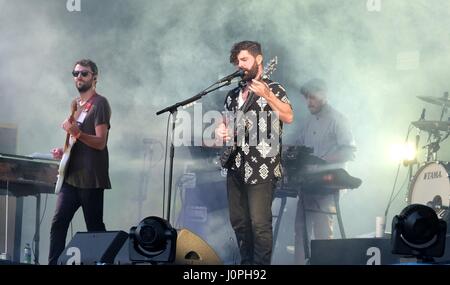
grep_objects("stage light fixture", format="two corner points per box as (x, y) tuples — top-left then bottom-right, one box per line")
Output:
(129, 216), (177, 264)
(391, 204), (446, 262)
(389, 142), (416, 163)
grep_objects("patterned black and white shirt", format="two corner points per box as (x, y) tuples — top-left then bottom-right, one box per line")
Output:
(224, 79), (291, 184)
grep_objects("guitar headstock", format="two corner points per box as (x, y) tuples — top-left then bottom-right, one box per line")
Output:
(261, 56), (278, 80)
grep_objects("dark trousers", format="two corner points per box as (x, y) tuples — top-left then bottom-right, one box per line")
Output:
(227, 172), (275, 265)
(48, 183), (106, 265)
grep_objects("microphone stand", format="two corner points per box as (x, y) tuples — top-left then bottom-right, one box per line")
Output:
(438, 92), (448, 122)
(407, 133), (420, 182)
(156, 79), (234, 223)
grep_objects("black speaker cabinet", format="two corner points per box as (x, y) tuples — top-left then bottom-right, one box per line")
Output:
(310, 236), (450, 265)
(57, 231), (128, 265)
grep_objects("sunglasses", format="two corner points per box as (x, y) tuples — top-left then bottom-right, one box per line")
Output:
(72, 70), (93, 77)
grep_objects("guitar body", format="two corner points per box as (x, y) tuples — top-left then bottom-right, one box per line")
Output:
(54, 137), (75, 194)
(54, 99), (79, 194)
(220, 145), (237, 168)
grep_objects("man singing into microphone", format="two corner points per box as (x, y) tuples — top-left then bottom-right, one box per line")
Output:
(216, 41), (293, 265)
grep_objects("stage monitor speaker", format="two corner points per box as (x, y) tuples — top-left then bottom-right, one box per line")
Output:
(310, 238), (400, 265)
(113, 239), (132, 265)
(174, 228), (222, 265)
(310, 237), (450, 265)
(57, 231), (128, 265)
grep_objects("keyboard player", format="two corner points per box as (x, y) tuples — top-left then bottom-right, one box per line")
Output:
(294, 78), (356, 265)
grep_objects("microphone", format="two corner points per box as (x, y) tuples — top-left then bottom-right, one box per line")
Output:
(420, 108), (426, 120)
(217, 69), (244, 83)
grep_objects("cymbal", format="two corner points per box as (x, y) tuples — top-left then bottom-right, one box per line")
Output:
(412, 120), (450, 132)
(417, 96), (450, 106)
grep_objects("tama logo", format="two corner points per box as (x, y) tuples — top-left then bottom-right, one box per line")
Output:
(423, 171), (442, 180)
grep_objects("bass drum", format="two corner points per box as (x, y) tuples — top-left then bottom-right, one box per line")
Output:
(408, 162), (450, 209)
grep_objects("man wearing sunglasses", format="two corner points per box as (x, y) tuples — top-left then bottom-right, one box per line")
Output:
(48, 59), (112, 265)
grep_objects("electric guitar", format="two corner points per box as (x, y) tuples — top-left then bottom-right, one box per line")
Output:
(219, 57), (278, 169)
(54, 100), (78, 194)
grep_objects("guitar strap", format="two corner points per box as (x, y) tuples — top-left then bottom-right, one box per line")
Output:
(234, 84), (255, 126)
(239, 77), (269, 113)
(229, 88), (253, 148)
(64, 94), (96, 150)
(235, 79), (263, 136)
(75, 93), (96, 126)
(239, 84), (256, 113)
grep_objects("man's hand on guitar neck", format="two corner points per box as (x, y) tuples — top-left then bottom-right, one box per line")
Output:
(248, 79), (271, 99)
(248, 79), (294, 124)
(62, 117), (81, 139)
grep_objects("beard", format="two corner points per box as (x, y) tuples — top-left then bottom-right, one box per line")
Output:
(242, 61), (259, 82)
(76, 80), (93, 93)
(308, 104), (323, 114)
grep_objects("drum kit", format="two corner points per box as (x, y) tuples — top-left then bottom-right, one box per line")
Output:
(408, 93), (450, 220)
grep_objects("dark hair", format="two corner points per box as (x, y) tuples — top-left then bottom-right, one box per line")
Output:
(300, 78), (327, 96)
(73, 59), (98, 75)
(229, 41), (262, 64)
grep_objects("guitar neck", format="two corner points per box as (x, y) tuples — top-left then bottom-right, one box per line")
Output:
(63, 133), (71, 151)
(63, 104), (78, 151)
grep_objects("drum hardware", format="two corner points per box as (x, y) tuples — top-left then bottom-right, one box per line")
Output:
(416, 91), (450, 126)
(388, 94), (450, 229)
(412, 92), (450, 163)
(417, 93), (450, 108)
(411, 120), (450, 133)
(421, 131), (450, 162)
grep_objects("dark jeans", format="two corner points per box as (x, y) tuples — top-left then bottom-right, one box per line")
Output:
(48, 183), (106, 265)
(227, 172), (275, 265)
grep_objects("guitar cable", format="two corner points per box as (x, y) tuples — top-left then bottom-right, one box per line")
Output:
(383, 124), (414, 223)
